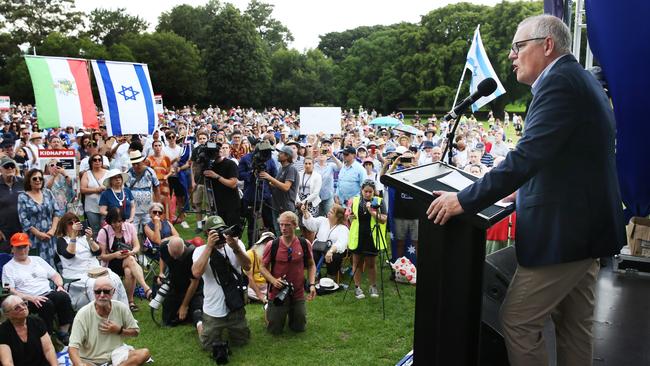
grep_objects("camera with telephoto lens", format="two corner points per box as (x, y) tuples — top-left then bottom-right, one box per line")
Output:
(212, 340), (230, 364)
(149, 278), (170, 310)
(210, 224), (243, 245)
(273, 278), (294, 306)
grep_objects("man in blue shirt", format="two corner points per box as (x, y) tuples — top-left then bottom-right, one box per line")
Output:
(334, 146), (366, 206)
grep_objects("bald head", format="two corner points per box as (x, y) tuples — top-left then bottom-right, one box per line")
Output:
(167, 236), (185, 259)
(94, 276), (113, 291)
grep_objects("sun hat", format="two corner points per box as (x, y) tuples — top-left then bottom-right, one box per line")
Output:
(254, 231), (276, 245)
(103, 169), (129, 188)
(315, 277), (339, 292)
(129, 150), (145, 164)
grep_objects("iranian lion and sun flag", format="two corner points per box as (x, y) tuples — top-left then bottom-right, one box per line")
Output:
(24, 55), (157, 136)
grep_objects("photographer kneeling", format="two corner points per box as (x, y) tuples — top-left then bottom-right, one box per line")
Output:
(260, 211), (317, 334)
(156, 236), (203, 327)
(191, 216), (251, 358)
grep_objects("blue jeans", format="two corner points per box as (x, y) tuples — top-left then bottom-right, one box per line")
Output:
(85, 211), (104, 240)
(318, 197), (334, 217)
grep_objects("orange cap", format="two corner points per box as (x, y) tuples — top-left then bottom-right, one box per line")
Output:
(10, 233), (30, 247)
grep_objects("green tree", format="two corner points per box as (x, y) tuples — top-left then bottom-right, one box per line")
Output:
(204, 4), (270, 107)
(269, 48), (336, 109)
(156, 0), (221, 50)
(0, 0), (83, 46)
(84, 8), (148, 47)
(244, 0), (293, 52)
(121, 32), (207, 106)
(318, 25), (389, 62)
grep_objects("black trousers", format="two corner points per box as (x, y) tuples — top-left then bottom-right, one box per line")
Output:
(243, 199), (274, 244)
(28, 291), (74, 334)
(162, 291), (204, 326)
(313, 250), (345, 277)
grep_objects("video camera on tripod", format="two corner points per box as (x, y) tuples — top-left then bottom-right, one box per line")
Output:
(252, 140), (273, 173)
(193, 142), (221, 166)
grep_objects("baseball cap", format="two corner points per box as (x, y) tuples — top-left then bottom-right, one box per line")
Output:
(395, 146), (408, 155)
(277, 146), (294, 161)
(342, 146), (356, 155)
(422, 140), (434, 149)
(10, 232), (30, 247)
(0, 156), (16, 167)
(475, 142), (485, 149)
(205, 216), (226, 230)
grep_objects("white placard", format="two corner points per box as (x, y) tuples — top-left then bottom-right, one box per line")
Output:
(0, 96), (10, 111)
(154, 94), (164, 115)
(299, 107), (342, 135)
(438, 170), (474, 191)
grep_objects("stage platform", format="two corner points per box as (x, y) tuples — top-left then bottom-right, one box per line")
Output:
(591, 261), (650, 365)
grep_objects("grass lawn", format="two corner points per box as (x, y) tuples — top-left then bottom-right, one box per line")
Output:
(129, 213), (416, 365)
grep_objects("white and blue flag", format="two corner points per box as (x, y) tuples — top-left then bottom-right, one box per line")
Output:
(465, 25), (506, 112)
(91, 60), (156, 136)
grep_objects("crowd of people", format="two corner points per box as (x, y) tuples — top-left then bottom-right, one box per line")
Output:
(0, 101), (516, 365)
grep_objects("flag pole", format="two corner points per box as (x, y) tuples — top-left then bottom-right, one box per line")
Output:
(452, 68), (467, 108)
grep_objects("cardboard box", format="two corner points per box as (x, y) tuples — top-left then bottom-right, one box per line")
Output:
(626, 217), (650, 257)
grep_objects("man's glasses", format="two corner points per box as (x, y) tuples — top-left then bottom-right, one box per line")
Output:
(287, 247), (293, 263)
(31, 176), (43, 182)
(2, 164), (15, 169)
(10, 301), (28, 312)
(94, 288), (114, 295)
(511, 37), (547, 55)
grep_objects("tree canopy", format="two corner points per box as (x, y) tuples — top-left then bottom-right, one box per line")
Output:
(0, 0), (544, 113)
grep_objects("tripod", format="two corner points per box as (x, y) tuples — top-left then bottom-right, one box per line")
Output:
(249, 176), (264, 246)
(343, 206), (401, 320)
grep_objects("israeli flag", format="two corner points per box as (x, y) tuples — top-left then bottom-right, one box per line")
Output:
(91, 60), (156, 136)
(465, 25), (506, 112)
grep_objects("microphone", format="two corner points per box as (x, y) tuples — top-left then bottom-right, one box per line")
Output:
(443, 78), (498, 121)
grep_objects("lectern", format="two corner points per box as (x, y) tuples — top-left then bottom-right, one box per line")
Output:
(381, 162), (514, 365)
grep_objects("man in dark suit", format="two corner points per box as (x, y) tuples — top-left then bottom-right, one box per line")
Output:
(427, 15), (626, 366)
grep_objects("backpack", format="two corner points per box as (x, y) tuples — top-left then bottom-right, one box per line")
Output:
(269, 237), (309, 272)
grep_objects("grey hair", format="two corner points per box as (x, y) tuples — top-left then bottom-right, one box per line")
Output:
(149, 202), (164, 213)
(1, 295), (22, 314)
(519, 15), (572, 55)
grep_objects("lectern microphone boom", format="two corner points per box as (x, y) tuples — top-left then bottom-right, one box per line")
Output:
(443, 78), (498, 121)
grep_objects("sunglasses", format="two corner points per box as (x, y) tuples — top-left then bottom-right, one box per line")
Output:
(151, 210), (162, 215)
(93, 288), (114, 295)
(2, 164), (15, 169)
(287, 247), (293, 263)
(92, 158), (102, 162)
(9, 301), (28, 312)
(31, 176), (43, 182)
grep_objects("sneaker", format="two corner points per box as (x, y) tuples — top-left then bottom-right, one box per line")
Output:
(369, 286), (379, 298)
(181, 221), (190, 229)
(354, 286), (365, 299)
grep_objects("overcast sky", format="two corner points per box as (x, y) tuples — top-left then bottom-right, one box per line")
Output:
(76, 0), (502, 50)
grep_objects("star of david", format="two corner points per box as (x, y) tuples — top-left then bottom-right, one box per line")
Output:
(118, 85), (140, 101)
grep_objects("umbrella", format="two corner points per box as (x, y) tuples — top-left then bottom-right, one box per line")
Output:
(369, 116), (401, 127)
(394, 123), (423, 136)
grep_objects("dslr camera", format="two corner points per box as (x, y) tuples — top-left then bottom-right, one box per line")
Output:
(149, 277), (170, 311)
(212, 341), (230, 364)
(210, 224), (243, 245)
(273, 278), (294, 306)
